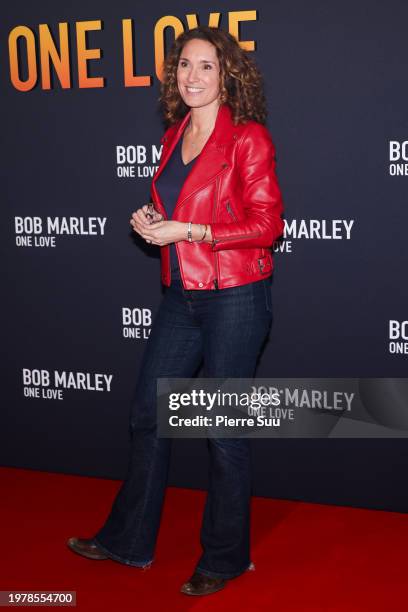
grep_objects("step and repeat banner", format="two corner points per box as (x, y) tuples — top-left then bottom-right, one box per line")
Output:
(2, 1), (407, 512)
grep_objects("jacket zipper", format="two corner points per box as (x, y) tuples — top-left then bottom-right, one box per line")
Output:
(212, 231), (261, 245)
(151, 188), (172, 284)
(213, 178), (219, 290)
(226, 200), (238, 221)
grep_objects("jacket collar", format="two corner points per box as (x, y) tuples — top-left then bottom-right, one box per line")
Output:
(152, 103), (236, 212)
(164, 102), (236, 148)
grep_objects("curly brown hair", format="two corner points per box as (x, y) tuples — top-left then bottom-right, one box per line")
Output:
(158, 26), (267, 126)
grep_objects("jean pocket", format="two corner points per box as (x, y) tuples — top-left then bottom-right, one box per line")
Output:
(262, 278), (273, 313)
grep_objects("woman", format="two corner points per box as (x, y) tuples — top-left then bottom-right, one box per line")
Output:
(67, 25), (284, 596)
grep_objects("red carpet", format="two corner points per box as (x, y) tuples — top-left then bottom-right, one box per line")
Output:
(0, 466), (406, 611)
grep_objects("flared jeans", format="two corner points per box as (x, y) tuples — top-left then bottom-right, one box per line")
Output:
(93, 277), (273, 579)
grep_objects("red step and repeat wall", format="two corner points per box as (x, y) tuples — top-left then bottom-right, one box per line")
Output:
(2, 1), (407, 511)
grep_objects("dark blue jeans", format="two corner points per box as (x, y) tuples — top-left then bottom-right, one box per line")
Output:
(93, 277), (273, 579)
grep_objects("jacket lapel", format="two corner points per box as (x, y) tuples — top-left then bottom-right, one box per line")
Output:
(152, 103), (235, 214)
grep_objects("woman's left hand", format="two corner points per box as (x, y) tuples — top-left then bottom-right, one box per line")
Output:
(130, 210), (185, 246)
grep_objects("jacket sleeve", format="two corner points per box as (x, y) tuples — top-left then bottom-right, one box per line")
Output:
(211, 122), (284, 251)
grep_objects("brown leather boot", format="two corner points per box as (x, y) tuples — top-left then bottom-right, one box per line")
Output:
(67, 537), (109, 560)
(180, 572), (226, 596)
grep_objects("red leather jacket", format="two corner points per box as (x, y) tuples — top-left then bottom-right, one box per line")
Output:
(150, 103), (284, 290)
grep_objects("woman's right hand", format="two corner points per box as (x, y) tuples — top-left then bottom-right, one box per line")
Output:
(130, 205), (164, 243)
(143, 203), (164, 224)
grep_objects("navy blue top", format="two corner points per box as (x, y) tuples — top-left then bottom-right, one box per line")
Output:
(155, 136), (198, 280)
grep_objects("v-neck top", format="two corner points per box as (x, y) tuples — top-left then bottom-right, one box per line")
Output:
(155, 136), (199, 280)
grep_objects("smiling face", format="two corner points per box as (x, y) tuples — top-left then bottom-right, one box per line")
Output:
(176, 38), (221, 110)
